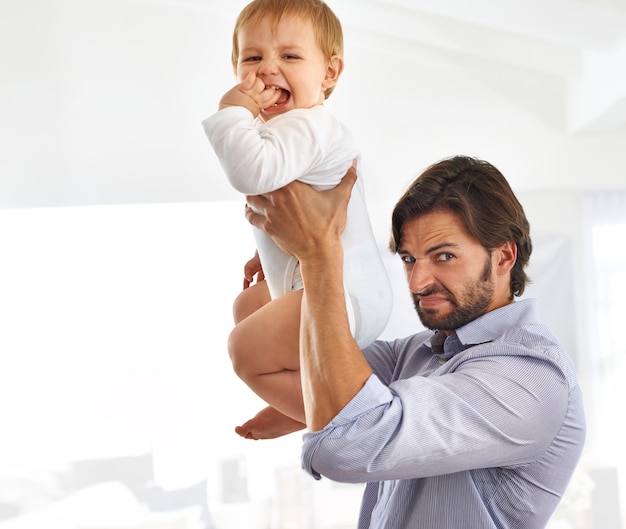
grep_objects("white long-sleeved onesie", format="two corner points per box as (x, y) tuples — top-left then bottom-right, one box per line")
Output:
(203, 105), (392, 347)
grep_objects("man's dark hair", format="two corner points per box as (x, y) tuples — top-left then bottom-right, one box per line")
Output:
(389, 155), (532, 298)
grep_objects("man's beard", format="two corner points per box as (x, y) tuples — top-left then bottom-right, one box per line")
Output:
(412, 257), (494, 331)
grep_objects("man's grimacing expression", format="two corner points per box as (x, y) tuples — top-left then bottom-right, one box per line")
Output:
(398, 210), (516, 333)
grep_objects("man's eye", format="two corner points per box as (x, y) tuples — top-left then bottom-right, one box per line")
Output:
(437, 253), (454, 262)
(400, 255), (416, 264)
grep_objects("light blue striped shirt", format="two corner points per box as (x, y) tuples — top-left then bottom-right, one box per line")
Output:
(301, 299), (586, 529)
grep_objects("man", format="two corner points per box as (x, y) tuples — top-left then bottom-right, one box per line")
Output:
(245, 155), (586, 529)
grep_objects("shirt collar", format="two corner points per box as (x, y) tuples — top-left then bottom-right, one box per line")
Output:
(456, 298), (540, 346)
(427, 298), (540, 355)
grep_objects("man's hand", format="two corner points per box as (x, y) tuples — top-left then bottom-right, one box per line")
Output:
(218, 72), (281, 117)
(247, 163), (367, 432)
(245, 162), (357, 260)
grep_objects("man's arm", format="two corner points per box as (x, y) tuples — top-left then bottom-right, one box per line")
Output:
(245, 167), (373, 430)
(298, 229), (373, 430)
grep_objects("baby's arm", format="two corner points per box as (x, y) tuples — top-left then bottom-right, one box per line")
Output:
(218, 71), (280, 117)
(204, 103), (350, 195)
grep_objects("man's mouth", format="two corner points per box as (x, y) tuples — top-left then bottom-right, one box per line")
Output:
(414, 289), (453, 309)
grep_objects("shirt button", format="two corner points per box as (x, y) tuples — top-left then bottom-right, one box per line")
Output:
(438, 357), (447, 365)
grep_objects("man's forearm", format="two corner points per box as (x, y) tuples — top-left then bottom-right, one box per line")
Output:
(299, 245), (373, 431)
(241, 167), (362, 430)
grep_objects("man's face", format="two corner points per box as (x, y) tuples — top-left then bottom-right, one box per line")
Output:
(398, 210), (505, 332)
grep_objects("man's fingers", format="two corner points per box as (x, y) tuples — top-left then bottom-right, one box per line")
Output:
(244, 203), (267, 231)
(338, 162), (357, 195)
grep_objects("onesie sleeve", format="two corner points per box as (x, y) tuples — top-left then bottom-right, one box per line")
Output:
(202, 106), (355, 195)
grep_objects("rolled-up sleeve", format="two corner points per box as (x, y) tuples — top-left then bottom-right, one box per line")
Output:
(301, 349), (569, 483)
(302, 374), (394, 480)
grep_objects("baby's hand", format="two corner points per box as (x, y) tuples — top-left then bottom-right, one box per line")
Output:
(218, 72), (281, 117)
(243, 250), (264, 289)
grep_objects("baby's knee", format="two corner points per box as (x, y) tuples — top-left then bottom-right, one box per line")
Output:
(232, 281), (270, 324)
(231, 290), (249, 325)
(227, 325), (252, 380)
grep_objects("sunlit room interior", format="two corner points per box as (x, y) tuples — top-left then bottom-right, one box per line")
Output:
(1, 0), (626, 527)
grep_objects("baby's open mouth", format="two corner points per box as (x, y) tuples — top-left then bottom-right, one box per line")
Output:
(269, 86), (291, 106)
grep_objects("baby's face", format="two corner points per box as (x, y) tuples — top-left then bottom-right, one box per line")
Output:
(236, 14), (337, 120)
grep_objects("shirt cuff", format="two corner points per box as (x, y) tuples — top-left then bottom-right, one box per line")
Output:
(301, 374), (393, 479)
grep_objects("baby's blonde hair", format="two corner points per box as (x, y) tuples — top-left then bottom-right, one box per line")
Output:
(231, 0), (344, 99)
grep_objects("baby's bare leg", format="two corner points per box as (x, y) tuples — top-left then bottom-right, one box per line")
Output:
(232, 280), (272, 324)
(228, 288), (304, 423)
(229, 281), (305, 438)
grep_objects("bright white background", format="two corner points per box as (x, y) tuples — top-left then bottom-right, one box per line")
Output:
(1, 0), (626, 527)
(1, 192), (619, 529)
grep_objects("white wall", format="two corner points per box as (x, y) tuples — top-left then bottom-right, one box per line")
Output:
(0, 189), (609, 528)
(1, 0), (625, 526)
(1, 0), (626, 209)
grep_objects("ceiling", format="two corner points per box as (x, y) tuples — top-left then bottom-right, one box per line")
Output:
(336, 0), (626, 134)
(1, 0), (626, 208)
(154, 0), (626, 134)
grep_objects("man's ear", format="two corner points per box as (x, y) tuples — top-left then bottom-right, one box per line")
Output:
(322, 56), (344, 89)
(495, 240), (517, 276)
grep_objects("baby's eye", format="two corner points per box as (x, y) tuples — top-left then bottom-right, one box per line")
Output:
(283, 54), (300, 60)
(242, 56), (261, 63)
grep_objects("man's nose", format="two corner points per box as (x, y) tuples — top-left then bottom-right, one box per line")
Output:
(407, 261), (433, 294)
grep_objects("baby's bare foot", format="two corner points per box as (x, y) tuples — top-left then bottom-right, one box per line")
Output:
(235, 406), (305, 440)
